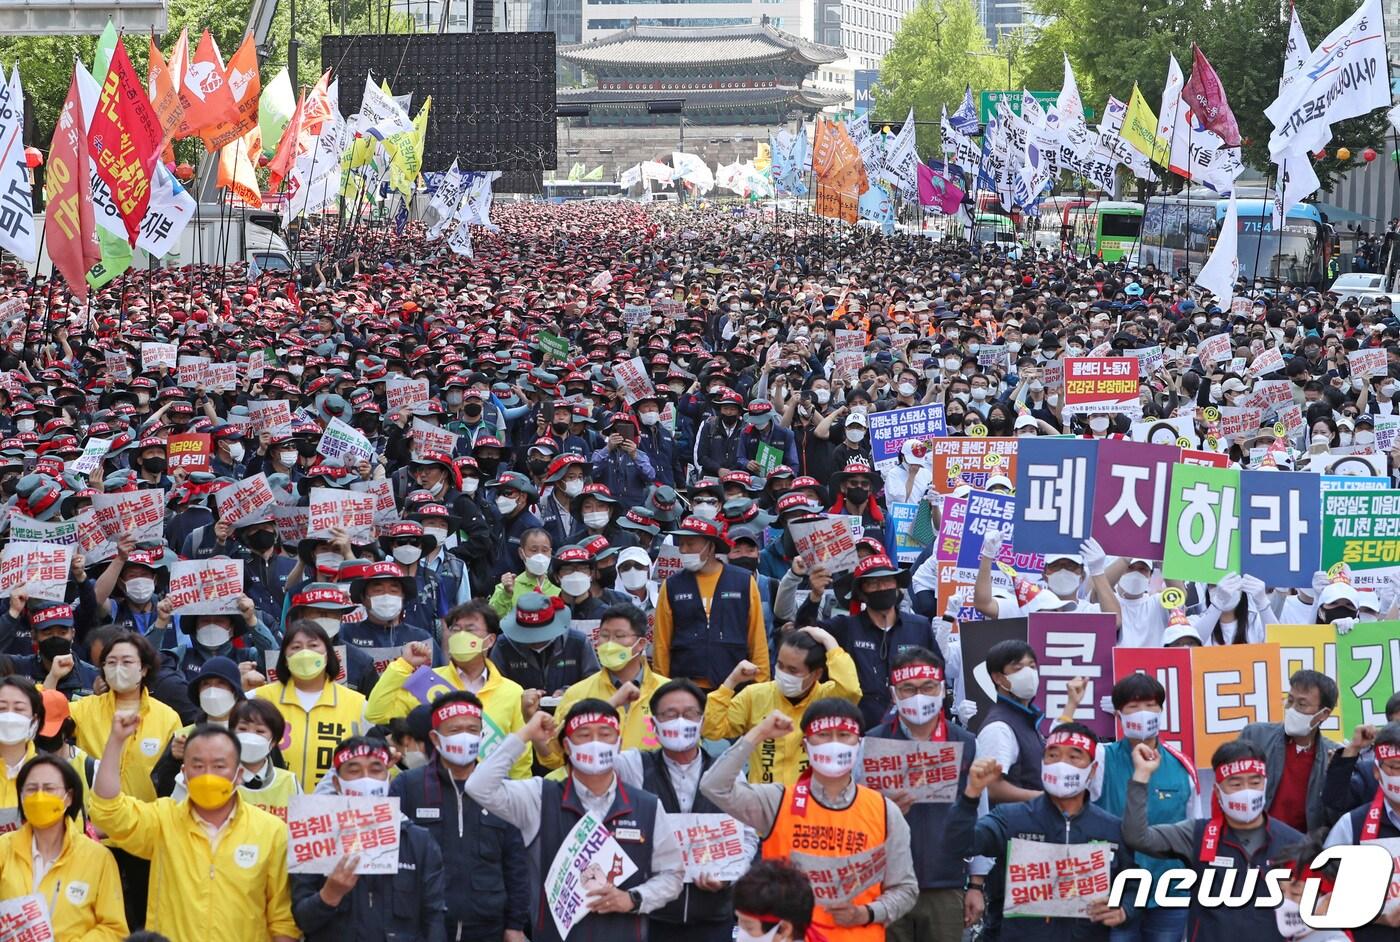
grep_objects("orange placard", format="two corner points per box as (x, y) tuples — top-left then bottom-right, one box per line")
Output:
(927, 437), (1019, 493)
(1190, 643), (1282, 761)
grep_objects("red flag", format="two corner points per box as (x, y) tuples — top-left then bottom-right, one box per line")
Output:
(89, 41), (163, 245)
(178, 29), (239, 145)
(300, 70), (334, 136)
(1182, 44), (1241, 147)
(199, 32), (260, 152)
(217, 125), (262, 207)
(268, 89), (306, 191)
(45, 70), (99, 300)
(148, 32), (184, 163)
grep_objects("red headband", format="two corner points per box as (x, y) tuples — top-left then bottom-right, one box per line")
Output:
(431, 700), (482, 728)
(1376, 744), (1400, 761)
(564, 711), (619, 737)
(1216, 758), (1266, 779)
(1045, 730), (1096, 754)
(890, 664), (944, 685)
(332, 743), (391, 770)
(803, 715), (861, 737)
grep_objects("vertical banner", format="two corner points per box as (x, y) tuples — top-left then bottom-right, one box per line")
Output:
(1090, 440), (1178, 560)
(960, 617), (1029, 733)
(1163, 463), (1240, 582)
(1320, 490), (1400, 587)
(1028, 612), (1117, 738)
(1336, 620), (1400, 728)
(1190, 643), (1282, 761)
(1014, 439), (1098, 555)
(1265, 624), (1342, 742)
(1240, 470), (1320, 589)
(1112, 647), (1196, 758)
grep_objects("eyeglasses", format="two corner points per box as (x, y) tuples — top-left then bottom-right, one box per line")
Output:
(595, 632), (638, 645)
(655, 708), (702, 722)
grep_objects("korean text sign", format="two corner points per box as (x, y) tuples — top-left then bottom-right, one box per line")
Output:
(1029, 613), (1116, 738)
(286, 796), (401, 875)
(1062, 356), (1141, 417)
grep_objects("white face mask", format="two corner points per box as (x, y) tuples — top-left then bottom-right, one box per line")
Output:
(463, 478), (480, 496)
(656, 717), (701, 752)
(970, 387), (988, 401)
(316, 552), (342, 574)
(1120, 709), (1160, 741)
(1118, 570), (1149, 596)
(1274, 898), (1309, 939)
(1005, 666), (1039, 700)
(495, 494), (518, 515)
(560, 572), (593, 597)
(198, 686), (237, 719)
(568, 738), (619, 774)
(582, 511), (611, 530)
(392, 545), (422, 566)
(775, 669), (808, 698)
(312, 615), (341, 638)
(680, 552), (706, 573)
(1355, 430), (1377, 446)
(435, 730), (482, 766)
(0, 711), (34, 746)
(276, 449), (298, 467)
(424, 527), (448, 545)
(105, 664), (142, 693)
(124, 578), (156, 604)
(195, 624), (232, 649)
(237, 732), (271, 764)
(1040, 761), (1090, 797)
(619, 568), (650, 591)
(1089, 416), (1110, 433)
(845, 427), (866, 444)
(897, 382), (917, 397)
(1046, 570), (1081, 599)
(226, 442), (246, 463)
(339, 776), (390, 798)
(288, 363), (305, 378)
(1218, 785), (1267, 823)
(524, 553), (551, 577)
(15, 419), (34, 433)
(563, 478), (586, 498)
(895, 692), (944, 726)
(368, 594), (404, 622)
(639, 411), (660, 427)
(1380, 769), (1400, 804)
(813, 388), (831, 405)
(806, 740), (859, 777)
(692, 502), (719, 521)
(1283, 706), (1321, 738)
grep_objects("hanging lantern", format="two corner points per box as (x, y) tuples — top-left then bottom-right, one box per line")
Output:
(1363, 147), (1378, 162)
(174, 162), (194, 182)
(1337, 146), (1352, 161)
(22, 147), (42, 169)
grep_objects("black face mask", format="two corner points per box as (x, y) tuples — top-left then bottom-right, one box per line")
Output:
(845, 487), (870, 506)
(296, 440), (319, 458)
(38, 636), (72, 662)
(245, 529), (277, 552)
(477, 457), (501, 477)
(464, 403), (483, 418)
(528, 459), (550, 476)
(728, 556), (759, 572)
(864, 587), (899, 611)
(1321, 606), (1357, 623)
(552, 422), (571, 436)
(142, 456), (168, 475)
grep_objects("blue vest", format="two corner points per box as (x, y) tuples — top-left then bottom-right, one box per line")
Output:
(639, 750), (733, 927)
(982, 697), (1046, 795)
(534, 777), (658, 942)
(1095, 737), (1195, 907)
(664, 565), (754, 688)
(1184, 815), (1303, 941)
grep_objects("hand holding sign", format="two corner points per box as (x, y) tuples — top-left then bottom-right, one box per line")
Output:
(319, 854), (363, 907)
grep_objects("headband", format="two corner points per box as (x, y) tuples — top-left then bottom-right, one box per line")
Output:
(1045, 730), (1096, 754)
(890, 664), (944, 685)
(332, 742), (391, 770)
(1376, 743), (1400, 761)
(736, 911), (783, 928)
(431, 700), (482, 729)
(803, 715), (861, 738)
(1215, 758), (1266, 779)
(564, 711), (619, 737)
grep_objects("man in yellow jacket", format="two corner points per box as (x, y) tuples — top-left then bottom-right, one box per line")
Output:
(702, 624), (861, 785)
(540, 602), (669, 770)
(89, 712), (299, 942)
(366, 599), (532, 777)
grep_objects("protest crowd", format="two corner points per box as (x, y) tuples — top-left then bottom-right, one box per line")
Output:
(0, 191), (1397, 942)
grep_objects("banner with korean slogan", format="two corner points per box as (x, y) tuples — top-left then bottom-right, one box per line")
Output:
(91, 489), (165, 545)
(886, 501), (922, 565)
(248, 399), (293, 438)
(1004, 838), (1112, 919)
(166, 558), (244, 615)
(141, 341), (177, 371)
(789, 515), (859, 574)
(1240, 470), (1321, 589)
(790, 843), (888, 907)
(7, 514), (77, 546)
(308, 487), (376, 542)
(1029, 613), (1116, 738)
(1163, 463), (1240, 582)
(0, 894), (53, 941)
(287, 795), (401, 875)
(1266, 624), (1343, 742)
(1349, 347), (1389, 379)
(1090, 440), (1177, 560)
(318, 417), (376, 466)
(668, 813), (752, 882)
(1112, 647), (1195, 757)
(936, 561), (1013, 623)
(613, 355), (655, 405)
(545, 810), (639, 940)
(1321, 490), (1400, 587)
(72, 438), (111, 476)
(216, 474), (277, 528)
(167, 432), (212, 473)
(1190, 643), (1282, 760)
(385, 375), (429, 414)
(1336, 620), (1400, 728)
(957, 490), (1043, 574)
(857, 738), (964, 803)
(929, 437), (1019, 492)
(1062, 356), (1141, 418)
(411, 417), (460, 460)
(0, 542), (73, 602)
(1013, 438), (1097, 556)
(867, 403), (948, 470)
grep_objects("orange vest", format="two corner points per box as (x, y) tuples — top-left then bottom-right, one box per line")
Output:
(762, 774), (889, 942)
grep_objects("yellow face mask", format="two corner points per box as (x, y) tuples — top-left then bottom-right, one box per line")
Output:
(448, 631), (488, 662)
(186, 774), (236, 810)
(287, 649), (327, 681)
(21, 792), (65, 829)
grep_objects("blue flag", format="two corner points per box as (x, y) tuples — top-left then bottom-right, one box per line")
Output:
(951, 86), (980, 135)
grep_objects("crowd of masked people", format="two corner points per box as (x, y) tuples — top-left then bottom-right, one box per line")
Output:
(0, 198), (1394, 942)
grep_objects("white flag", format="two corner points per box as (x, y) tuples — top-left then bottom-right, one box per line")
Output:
(671, 152), (714, 193)
(1278, 5), (1311, 98)
(1050, 57), (1088, 140)
(1163, 55), (1243, 193)
(136, 164), (197, 257)
(879, 108), (918, 200)
(1272, 153), (1321, 227)
(447, 219), (472, 257)
(1195, 192), (1239, 307)
(425, 160), (463, 240)
(352, 75), (413, 140)
(619, 163), (642, 189)
(0, 66), (35, 263)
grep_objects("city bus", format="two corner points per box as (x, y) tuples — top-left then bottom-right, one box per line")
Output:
(1071, 201), (1143, 261)
(1214, 199), (1334, 288)
(1133, 192), (1218, 276)
(542, 180), (625, 202)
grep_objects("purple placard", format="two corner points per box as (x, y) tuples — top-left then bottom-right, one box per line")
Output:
(1090, 439), (1180, 561)
(1028, 611), (1117, 738)
(403, 665), (456, 706)
(936, 496), (967, 563)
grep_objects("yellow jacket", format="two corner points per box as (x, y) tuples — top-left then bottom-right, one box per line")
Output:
(702, 646), (862, 786)
(71, 690), (181, 803)
(254, 680), (366, 791)
(0, 818), (128, 941)
(88, 791), (298, 942)
(0, 742), (36, 833)
(540, 662), (670, 770)
(366, 656), (532, 778)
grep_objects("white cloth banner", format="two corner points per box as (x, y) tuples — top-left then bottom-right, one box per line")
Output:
(1195, 192), (1239, 306)
(0, 67), (36, 263)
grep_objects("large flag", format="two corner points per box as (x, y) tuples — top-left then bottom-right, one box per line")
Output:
(386, 96), (430, 195)
(258, 67), (295, 158)
(879, 108), (918, 200)
(1163, 55), (1242, 192)
(1278, 3), (1311, 100)
(1273, 5), (1318, 225)
(949, 86), (980, 135)
(0, 67), (35, 264)
(147, 33), (184, 162)
(45, 69), (99, 297)
(1266, 0), (1388, 159)
(1195, 192), (1239, 306)
(1051, 56), (1088, 138)
(300, 71), (334, 136)
(179, 30), (240, 144)
(918, 160), (965, 213)
(89, 42), (163, 245)
(1122, 84), (1166, 165)
(136, 163), (196, 257)
(353, 75), (413, 140)
(425, 159), (463, 239)
(940, 105), (979, 176)
(267, 89), (305, 191)
(200, 32), (260, 151)
(1098, 96), (1156, 181)
(217, 124), (262, 207)
(672, 152), (714, 193)
(1182, 44), (1240, 147)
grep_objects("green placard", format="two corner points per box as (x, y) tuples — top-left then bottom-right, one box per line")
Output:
(1162, 463), (1241, 582)
(754, 441), (783, 477)
(1337, 620), (1400, 727)
(539, 331), (570, 361)
(1320, 490), (1400, 574)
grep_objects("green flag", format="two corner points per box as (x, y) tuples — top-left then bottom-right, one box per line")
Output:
(1337, 620), (1400, 727)
(583, 164), (604, 181)
(1162, 463), (1241, 582)
(258, 68), (296, 158)
(909, 500), (935, 547)
(87, 229), (132, 290)
(93, 20), (118, 79)
(568, 162), (585, 181)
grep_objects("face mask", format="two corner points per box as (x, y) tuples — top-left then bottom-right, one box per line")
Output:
(863, 587), (899, 611)
(435, 730), (482, 766)
(524, 553), (551, 576)
(424, 526), (448, 546)
(237, 732), (271, 764)
(1089, 416), (1110, 433)
(38, 636), (71, 662)
(1120, 709), (1160, 740)
(1041, 761), (1090, 797)
(845, 428), (866, 444)
(595, 640), (638, 672)
(368, 594), (404, 621)
(287, 649), (327, 681)
(638, 411), (660, 427)
(1274, 898), (1309, 939)
(620, 568), (650, 590)
(105, 663), (142, 693)
(813, 388), (831, 405)
(124, 578), (156, 604)
(1283, 706), (1321, 737)
(226, 442), (246, 463)
(400, 749), (430, 770)
(448, 629), (489, 662)
(1355, 430), (1376, 446)
(15, 419), (33, 433)
(1047, 569), (1082, 599)
(896, 692), (944, 726)
(495, 495), (518, 515)
(561, 572), (594, 597)
(463, 478), (480, 496)
(315, 552), (342, 575)
(970, 387), (988, 401)
(806, 740), (858, 777)
(583, 511), (611, 530)
(21, 791), (65, 829)
(392, 545), (422, 566)
(775, 669), (808, 698)
(340, 776), (390, 798)
(568, 738), (619, 774)
(1218, 785), (1267, 823)
(692, 502), (719, 521)
(311, 615), (341, 639)
(187, 773), (237, 809)
(656, 717), (701, 751)
(288, 363), (305, 378)
(198, 686), (237, 719)
(680, 552), (706, 573)
(196, 624), (232, 650)
(1118, 570), (1149, 596)
(845, 487), (869, 506)
(1005, 666), (1039, 700)
(897, 382), (917, 397)
(0, 711), (34, 745)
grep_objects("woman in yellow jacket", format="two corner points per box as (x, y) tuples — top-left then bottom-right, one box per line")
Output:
(702, 625), (861, 785)
(0, 676), (42, 832)
(0, 754), (128, 940)
(254, 622), (365, 790)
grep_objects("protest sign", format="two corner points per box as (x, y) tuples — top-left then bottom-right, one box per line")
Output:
(318, 417), (377, 466)
(668, 813), (751, 882)
(613, 356), (655, 405)
(166, 559), (244, 615)
(653, 544), (683, 582)
(1197, 333), (1231, 366)
(72, 437), (111, 476)
(1089, 440), (1177, 559)
(0, 542), (73, 602)
(1162, 463), (1240, 582)
(858, 739), (964, 803)
(1322, 474), (1389, 492)
(76, 509), (115, 564)
(7, 514), (76, 546)
(790, 843), (888, 907)
(1321, 490), (1400, 586)
(248, 399), (293, 438)
(539, 331), (569, 361)
(1239, 471), (1321, 588)
(1246, 346), (1285, 380)
(91, 489), (165, 544)
(1375, 415), (1400, 453)
(957, 490), (1042, 574)
(545, 811), (639, 939)
(176, 355), (210, 388)
(1004, 838), (1111, 919)
(350, 478), (398, 525)
(1014, 438), (1097, 555)
(754, 442), (783, 477)
(105, 349), (131, 381)
(1336, 620), (1400, 727)
(308, 487), (376, 542)
(216, 474), (276, 528)
(411, 418), (460, 460)
(623, 303), (652, 328)
(1112, 647), (1195, 756)
(0, 895), (52, 942)
(1349, 347), (1389, 379)
(1216, 407), (1265, 444)
(1029, 613), (1116, 738)
(928, 437), (1018, 492)
(273, 504), (309, 545)
(936, 561), (1012, 622)
(978, 344), (1009, 370)
(245, 348), (265, 380)
(867, 403), (948, 469)
(206, 362), (237, 391)
(1190, 643), (1282, 759)
(935, 495), (966, 563)
(834, 329), (865, 380)
(287, 796), (401, 875)
(141, 341), (177, 372)
(1266, 624), (1342, 741)
(590, 270), (613, 292)
(403, 664), (457, 705)
(385, 375), (430, 414)
(1063, 356), (1141, 417)
(886, 501), (922, 564)
(960, 617), (1029, 731)
(167, 433), (212, 472)
(789, 515), (859, 574)
(1131, 345), (1165, 376)
(1245, 379), (1294, 414)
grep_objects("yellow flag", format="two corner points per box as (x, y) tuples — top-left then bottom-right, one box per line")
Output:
(1122, 84), (1168, 165)
(755, 142), (771, 172)
(387, 97), (430, 196)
